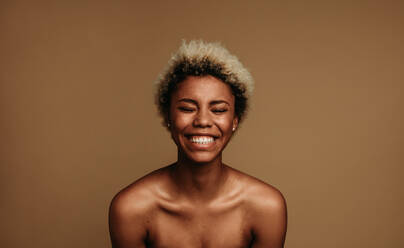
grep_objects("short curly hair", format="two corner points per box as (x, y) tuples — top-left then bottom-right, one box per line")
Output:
(155, 40), (254, 126)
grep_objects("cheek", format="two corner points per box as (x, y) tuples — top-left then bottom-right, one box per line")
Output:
(217, 115), (235, 132)
(170, 112), (192, 131)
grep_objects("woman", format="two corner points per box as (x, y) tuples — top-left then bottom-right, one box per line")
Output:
(109, 40), (287, 248)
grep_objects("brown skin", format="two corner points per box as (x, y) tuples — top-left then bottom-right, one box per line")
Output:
(109, 76), (287, 248)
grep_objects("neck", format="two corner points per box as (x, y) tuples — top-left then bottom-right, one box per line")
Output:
(170, 151), (228, 202)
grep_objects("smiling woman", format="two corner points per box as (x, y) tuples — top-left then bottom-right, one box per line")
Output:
(108, 40), (287, 248)
(169, 76), (237, 164)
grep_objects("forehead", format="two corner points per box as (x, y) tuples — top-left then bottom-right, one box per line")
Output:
(172, 76), (235, 103)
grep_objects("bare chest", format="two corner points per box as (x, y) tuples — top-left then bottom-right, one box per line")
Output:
(147, 205), (252, 248)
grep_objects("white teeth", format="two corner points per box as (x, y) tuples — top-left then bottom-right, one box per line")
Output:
(190, 136), (214, 144)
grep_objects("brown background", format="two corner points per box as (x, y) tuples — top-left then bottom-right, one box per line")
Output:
(1, 1), (403, 247)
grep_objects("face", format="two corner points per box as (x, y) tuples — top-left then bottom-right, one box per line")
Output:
(168, 75), (238, 164)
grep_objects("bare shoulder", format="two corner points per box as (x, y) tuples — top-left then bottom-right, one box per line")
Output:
(108, 166), (172, 247)
(227, 166), (287, 247)
(110, 166), (168, 214)
(227, 166), (286, 208)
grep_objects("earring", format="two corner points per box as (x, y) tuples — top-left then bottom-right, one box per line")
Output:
(167, 123), (170, 128)
(232, 127), (236, 131)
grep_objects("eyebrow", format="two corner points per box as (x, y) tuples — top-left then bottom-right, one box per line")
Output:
(178, 98), (230, 106)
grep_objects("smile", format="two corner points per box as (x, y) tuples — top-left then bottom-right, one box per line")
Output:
(189, 136), (215, 144)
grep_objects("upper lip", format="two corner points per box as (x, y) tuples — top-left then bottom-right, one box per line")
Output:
(185, 133), (219, 139)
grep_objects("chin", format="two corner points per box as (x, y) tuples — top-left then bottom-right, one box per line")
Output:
(183, 151), (221, 165)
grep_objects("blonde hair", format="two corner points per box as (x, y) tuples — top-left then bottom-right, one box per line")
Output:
(155, 40), (254, 125)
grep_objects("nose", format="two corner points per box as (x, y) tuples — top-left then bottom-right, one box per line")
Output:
(193, 109), (212, 128)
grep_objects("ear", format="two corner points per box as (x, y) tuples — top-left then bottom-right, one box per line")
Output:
(164, 114), (171, 130)
(232, 116), (239, 132)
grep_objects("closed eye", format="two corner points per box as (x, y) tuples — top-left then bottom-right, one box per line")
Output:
(178, 107), (195, 112)
(212, 109), (228, 113)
